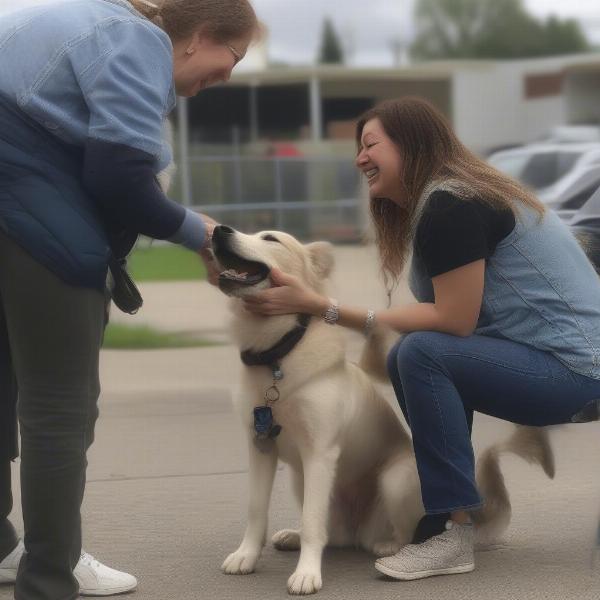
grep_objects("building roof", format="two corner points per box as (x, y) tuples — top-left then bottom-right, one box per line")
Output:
(230, 53), (600, 85)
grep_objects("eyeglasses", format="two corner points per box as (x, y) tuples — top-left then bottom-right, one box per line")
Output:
(226, 44), (244, 65)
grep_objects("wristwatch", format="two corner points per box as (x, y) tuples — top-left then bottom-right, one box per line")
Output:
(323, 298), (340, 325)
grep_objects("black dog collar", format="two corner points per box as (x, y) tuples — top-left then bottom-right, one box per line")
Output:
(240, 314), (311, 367)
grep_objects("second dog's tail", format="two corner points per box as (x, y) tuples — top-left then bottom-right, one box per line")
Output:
(357, 324), (396, 382)
(473, 426), (555, 543)
(357, 324), (556, 543)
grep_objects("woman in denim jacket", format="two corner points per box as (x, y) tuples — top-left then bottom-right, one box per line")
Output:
(0, 1), (258, 598)
(244, 97), (600, 581)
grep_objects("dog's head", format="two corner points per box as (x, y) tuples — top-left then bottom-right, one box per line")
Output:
(212, 225), (334, 298)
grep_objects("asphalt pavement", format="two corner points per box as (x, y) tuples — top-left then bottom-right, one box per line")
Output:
(1, 245), (599, 600)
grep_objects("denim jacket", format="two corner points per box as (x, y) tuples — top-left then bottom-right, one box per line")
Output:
(409, 183), (600, 380)
(0, 0), (206, 290)
(0, 0), (176, 173)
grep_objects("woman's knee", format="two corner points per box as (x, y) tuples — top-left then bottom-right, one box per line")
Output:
(18, 388), (98, 445)
(386, 338), (403, 379)
(393, 331), (446, 369)
(386, 338), (410, 421)
(387, 332), (439, 379)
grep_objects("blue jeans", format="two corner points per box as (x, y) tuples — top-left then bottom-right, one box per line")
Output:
(386, 332), (600, 515)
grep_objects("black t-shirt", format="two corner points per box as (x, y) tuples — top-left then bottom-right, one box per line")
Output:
(414, 190), (516, 278)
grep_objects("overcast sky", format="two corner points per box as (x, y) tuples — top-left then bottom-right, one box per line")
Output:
(251, 0), (600, 66)
(1, 0), (599, 66)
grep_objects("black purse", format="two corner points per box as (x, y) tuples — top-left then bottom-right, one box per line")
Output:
(108, 256), (143, 315)
(105, 227), (143, 315)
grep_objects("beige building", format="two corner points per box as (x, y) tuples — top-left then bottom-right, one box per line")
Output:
(182, 53), (600, 156)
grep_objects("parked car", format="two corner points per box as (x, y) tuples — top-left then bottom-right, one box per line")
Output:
(542, 125), (600, 144)
(488, 143), (600, 221)
(568, 186), (600, 271)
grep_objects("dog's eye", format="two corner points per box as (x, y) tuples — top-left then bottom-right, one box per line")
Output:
(262, 234), (282, 244)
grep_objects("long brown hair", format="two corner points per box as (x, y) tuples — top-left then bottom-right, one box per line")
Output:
(129, 0), (259, 42)
(356, 97), (545, 294)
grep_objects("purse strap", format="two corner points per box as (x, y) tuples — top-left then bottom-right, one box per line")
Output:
(108, 257), (143, 315)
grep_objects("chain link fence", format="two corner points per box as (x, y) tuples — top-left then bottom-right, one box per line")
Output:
(172, 154), (366, 242)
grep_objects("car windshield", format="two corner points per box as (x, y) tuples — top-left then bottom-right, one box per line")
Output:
(573, 187), (600, 220)
(490, 151), (582, 190)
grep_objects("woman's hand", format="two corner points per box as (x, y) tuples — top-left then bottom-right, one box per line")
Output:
(201, 215), (218, 244)
(199, 248), (220, 286)
(243, 268), (329, 316)
(198, 215), (220, 286)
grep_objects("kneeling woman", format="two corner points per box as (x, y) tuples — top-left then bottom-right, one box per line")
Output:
(242, 96), (600, 580)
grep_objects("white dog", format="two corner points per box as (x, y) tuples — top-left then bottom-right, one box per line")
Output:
(213, 225), (554, 595)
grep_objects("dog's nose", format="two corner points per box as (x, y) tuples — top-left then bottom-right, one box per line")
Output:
(216, 225), (235, 235)
(212, 224), (235, 249)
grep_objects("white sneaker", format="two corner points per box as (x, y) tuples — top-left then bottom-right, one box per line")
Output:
(75, 551), (137, 596)
(375, 520), (475, 581)
(0, 540), (23, 583)
(0, 541), (137, 596)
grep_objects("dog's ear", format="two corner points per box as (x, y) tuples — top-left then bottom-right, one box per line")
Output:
(305, 241), (335, 278)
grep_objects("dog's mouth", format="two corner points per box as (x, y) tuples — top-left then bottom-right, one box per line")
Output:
(211, 225), (271, 296)
(218, 250), (269, 291)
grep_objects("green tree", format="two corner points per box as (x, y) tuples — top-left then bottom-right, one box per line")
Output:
(318, 17), (345, 64)
(542, 16), (589, 56)
(411, 0), (589, 60)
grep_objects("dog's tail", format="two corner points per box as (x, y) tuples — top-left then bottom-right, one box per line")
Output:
(473, 425), (554, 543)
(357, 324), (396, 382)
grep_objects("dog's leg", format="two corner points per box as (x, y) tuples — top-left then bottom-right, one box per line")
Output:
(222, 438), (278, 575)
(287, 446), (340, 595)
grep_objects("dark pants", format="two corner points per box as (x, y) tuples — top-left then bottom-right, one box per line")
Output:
(0, 286), (18, 560)
(0, 230), (106, 600)
(387, 331), (600, 515)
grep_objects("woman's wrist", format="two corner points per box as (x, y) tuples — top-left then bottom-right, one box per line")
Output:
(310, 294), (331, 317)
(200, 220), (216, 251)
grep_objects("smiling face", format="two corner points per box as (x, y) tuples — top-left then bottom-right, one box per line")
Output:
(172, 31), (250, 97)
(356, 118), (405, 205)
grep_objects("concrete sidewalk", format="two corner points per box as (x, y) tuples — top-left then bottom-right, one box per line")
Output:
(2, 245), (600, 600)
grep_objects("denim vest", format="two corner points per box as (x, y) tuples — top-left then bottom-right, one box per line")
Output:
(0, 0), (180, 289)
(409, 187), (600, 380)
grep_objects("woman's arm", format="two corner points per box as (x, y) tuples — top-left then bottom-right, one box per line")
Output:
(243, 259), (485, 337)
(79, 20), (213, 251)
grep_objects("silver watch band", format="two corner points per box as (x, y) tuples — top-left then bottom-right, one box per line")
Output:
(323, 298), (339, 325)
(364, 309), (376, 336)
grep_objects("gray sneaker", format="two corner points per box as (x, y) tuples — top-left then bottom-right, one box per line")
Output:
(375, 520), (475, 581)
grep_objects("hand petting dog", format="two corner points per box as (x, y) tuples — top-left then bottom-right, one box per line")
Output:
(242, 268), (328, 316)
(198, 217), (220, 286)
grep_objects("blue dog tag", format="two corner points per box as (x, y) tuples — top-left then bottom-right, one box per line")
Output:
(254, 406), (273, 437)
(269, 424), (282, 439)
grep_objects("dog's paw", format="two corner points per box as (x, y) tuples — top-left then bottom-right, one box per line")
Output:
(272, 529), (301, 551)
(287, 569), (322, 595)
(372, 540), (401, 557)
(221, 549), (259, 575)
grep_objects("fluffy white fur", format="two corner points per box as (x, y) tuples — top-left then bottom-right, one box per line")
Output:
(216, 228), (554, 595)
